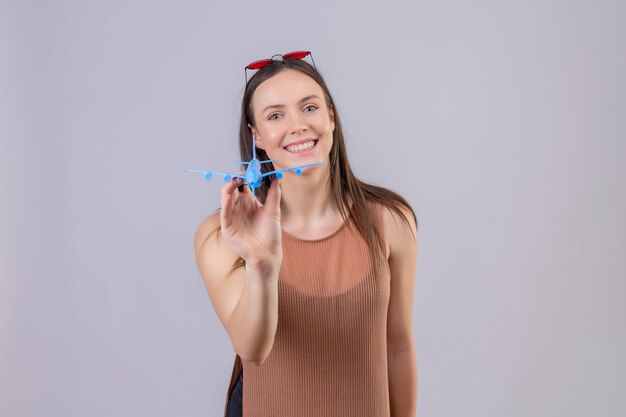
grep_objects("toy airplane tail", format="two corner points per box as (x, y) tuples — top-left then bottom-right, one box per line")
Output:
(226, 135), (278, 165)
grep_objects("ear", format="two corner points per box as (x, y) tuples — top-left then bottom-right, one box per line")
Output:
(328, 105), (336, 132)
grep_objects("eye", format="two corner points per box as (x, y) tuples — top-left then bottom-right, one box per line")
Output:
(268, 113), (281, 121)
(304, 105), (318, 112)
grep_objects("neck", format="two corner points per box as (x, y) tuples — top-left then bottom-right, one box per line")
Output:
(278, 164), (337, 226)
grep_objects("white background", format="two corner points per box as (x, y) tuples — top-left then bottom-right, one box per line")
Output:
(1, 1), (624, 416)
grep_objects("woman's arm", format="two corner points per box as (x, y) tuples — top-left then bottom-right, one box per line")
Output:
(383, 205), (419, 417)
(194, 213), (281, 366)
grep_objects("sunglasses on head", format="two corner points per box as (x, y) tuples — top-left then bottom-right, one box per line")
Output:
(244, 51), (316, 84)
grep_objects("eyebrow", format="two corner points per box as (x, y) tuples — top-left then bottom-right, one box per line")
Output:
(261, 95), (322, 114)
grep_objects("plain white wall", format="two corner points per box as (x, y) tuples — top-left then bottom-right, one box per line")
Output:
(1, 1), (624, 416)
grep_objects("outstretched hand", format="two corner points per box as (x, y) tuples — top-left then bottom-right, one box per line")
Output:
(220, 176), (283, 270)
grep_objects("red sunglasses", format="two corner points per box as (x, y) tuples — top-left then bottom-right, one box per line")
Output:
(244, 51), (316, 84)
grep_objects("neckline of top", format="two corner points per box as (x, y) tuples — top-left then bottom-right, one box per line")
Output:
(281, 215), (351, 243)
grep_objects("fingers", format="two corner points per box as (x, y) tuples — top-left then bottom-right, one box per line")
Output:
(221, 177), (242, 203)
(263, 176), (282, 217)
(221, 178), (244, 228)
(239, 181), (250, 195)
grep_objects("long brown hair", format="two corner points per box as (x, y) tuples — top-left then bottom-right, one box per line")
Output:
(219, 58), (418, 276)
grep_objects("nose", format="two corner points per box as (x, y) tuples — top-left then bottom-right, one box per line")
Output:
(289, 112), (308, 135)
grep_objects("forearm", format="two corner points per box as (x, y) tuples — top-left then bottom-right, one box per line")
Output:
(388, 345), (418, 417)
(228, 262), (280, 365)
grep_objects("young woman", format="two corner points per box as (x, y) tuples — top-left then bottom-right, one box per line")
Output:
(193, 51), (418, 417)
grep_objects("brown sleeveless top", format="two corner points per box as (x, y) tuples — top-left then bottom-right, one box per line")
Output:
(223, 200), (391, 417)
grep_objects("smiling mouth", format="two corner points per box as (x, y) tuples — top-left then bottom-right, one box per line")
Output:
(284, 139), (318, 153)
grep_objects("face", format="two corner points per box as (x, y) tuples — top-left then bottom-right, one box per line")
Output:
(249, 69), (335, 170)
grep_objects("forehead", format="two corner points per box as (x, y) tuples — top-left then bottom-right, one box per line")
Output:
(252, 70), (324, 109)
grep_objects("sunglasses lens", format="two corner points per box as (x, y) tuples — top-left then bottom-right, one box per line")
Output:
(247, 59), (273, 70)
(283, 51), (309, 60)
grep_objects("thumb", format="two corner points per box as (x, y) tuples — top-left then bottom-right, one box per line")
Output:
(264, 176), (282, 217)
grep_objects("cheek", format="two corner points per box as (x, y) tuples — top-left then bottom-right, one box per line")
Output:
(258, 126), (285, 149)
(323, 120), (335, 134)
(266, 129), (286, 146)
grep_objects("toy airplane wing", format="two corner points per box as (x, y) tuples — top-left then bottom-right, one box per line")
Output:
(259, 160), (325, 179)
(184, 169), (246, 182)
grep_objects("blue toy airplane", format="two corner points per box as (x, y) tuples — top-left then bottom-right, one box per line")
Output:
(185, 135), (324, 196)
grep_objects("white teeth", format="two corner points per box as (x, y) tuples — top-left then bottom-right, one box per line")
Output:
(286, 140), (315, 153)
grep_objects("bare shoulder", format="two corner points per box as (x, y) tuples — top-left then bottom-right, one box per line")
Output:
(381, 202), (418, 260)
(194, 211), (222, 257)
(194, 210), (242, 271)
